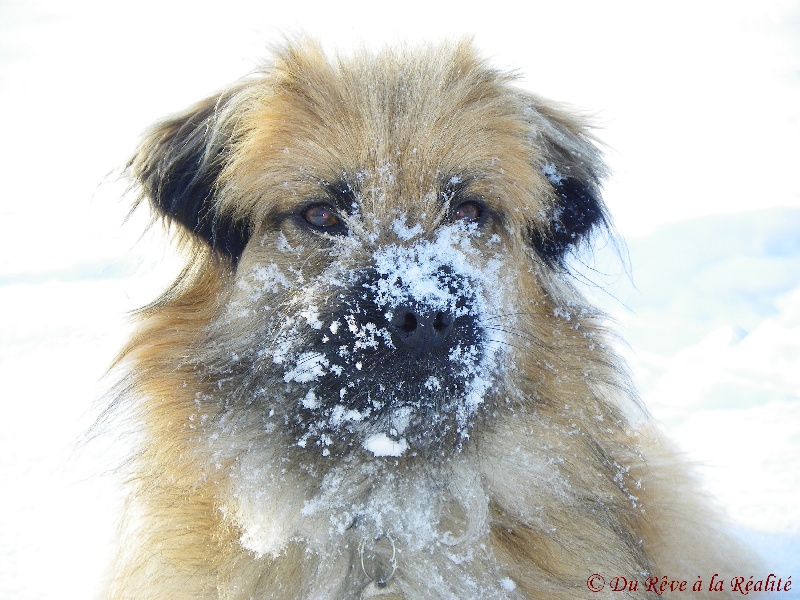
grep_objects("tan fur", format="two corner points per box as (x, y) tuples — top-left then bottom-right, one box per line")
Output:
(106, 40), (758, 598)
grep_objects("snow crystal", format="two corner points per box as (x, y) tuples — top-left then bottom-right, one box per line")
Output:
(541, 161), (565, 185)
(283, 351), (329, 383)
(300, 306), (323, 329)
(363, 433), (409, 457)
(274, 231), (301, 253)
(302, 389), (320, 410)
(344, 319), (393, 351)
(424, 376), (442, 391)
(249, 263), (291, 294)
(391, 215), (424, 241)
(390, 406), (413, 434)
(500, 577), (517, 592)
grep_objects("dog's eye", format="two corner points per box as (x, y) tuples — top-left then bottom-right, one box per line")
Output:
(451, 200), (483, 223)
(303, 204), (340, 229)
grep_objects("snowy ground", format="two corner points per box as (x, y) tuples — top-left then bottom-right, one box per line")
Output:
(1, 0), (798, 598)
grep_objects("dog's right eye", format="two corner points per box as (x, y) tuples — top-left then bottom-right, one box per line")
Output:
(302, 204), (341, 229)
(451, 200), (484, 224)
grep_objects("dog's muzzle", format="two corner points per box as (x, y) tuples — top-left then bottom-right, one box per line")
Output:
(327, 265), (482, 409)
(286, 262), (490, 456)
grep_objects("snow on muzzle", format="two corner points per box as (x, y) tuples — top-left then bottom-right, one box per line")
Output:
(282, 233), (505, 457)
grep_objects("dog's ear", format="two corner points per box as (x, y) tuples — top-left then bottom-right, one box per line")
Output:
(129, 89), (250, 262)
(522, 96), (611, 268)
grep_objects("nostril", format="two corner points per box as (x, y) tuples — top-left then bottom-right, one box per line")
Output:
(401, 312), (418, 333)
(433, 312), (452, 333)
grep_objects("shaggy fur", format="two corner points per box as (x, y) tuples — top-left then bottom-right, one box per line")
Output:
(106, 40), (757, 599)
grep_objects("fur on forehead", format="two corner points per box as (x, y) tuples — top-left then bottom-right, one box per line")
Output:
(129, 38), (610, 266)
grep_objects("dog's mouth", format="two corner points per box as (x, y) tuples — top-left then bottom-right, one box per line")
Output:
(273, 229), (507, 458)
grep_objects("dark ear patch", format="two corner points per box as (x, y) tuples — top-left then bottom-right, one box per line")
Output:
(530, 174), (608, 268)
(131, 94), (250, 262)
(517, 93), (611, 269)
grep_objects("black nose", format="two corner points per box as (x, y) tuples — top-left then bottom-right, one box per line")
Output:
(389, 305), (455, 351)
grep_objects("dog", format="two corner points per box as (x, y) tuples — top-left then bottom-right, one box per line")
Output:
(106, 39), (757, 598)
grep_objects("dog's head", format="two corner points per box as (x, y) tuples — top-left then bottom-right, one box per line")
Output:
(129, 40), (610, 460)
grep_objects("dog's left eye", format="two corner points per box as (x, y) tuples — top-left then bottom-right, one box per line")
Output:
(451, 200), (483, 223)
(303, 204), (341, 229)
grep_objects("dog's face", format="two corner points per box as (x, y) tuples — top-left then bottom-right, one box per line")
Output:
(132, 41), (608, 464)
(230, 203), (508, 457)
